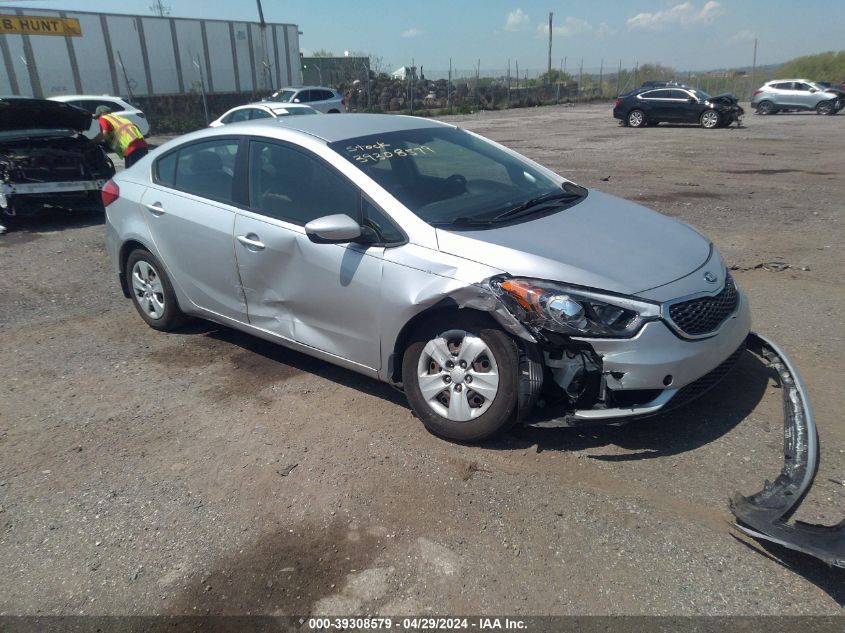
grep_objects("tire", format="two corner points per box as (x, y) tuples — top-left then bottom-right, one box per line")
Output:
(700, 110), (720, 128)
(756, 100), (776, 115)
(627, 109), (646, 128)
(402, 315), (520, 442)
(125, 248), (186, 331)
(815, 100), (835, 115)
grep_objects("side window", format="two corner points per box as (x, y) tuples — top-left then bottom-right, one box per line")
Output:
(250, 109), (272, 120)
(773, 82), (791, 90)
(172, 139), (239, 204)
(225, 109), (252, 123)
(667, 90), (687, 100)
(639, 90), (656, 99)
(795, 83), (811, 92)
(363, 199), (404, 245)
(318, 90), (333, 101)
(155, 151), (178, 187)
(248, 140), (359, 225)
(296, 90), (312, 103)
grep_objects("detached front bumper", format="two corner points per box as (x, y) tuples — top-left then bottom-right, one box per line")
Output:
(732, 332), (845, 568)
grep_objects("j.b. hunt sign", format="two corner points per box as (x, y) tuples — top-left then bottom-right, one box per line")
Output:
(0, 14), (82, 37)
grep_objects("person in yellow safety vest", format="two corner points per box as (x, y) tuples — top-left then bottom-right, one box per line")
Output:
(93, 105), (149, 168)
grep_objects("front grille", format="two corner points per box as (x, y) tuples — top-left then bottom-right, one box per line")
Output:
(668, 273), (739, 337)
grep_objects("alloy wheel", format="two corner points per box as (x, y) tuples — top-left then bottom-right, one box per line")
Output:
(131, 259), (166, 320)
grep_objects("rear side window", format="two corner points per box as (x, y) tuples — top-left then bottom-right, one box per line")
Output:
(156, 151), (177, 187)
(153, 139), (239, 204)
(772, 82), (792, 90)
(223, 109), (252, 124)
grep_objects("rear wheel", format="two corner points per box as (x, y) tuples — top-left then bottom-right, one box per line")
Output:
(402, 316), (520, 442)
(126, 248), (186, 331)
(815, 100), (835, 115)
(700, 110), (720, 128)
(756, 100), (776, 115)
(627, 109), (646, 127)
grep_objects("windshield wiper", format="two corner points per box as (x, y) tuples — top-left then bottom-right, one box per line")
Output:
(492, 184), (586, 221)
(430, 216), (494, 228)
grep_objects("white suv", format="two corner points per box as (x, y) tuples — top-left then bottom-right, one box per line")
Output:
(48, 95), (151, 137)
(751, 79), (844, 115)
(265, 86), (346, 113)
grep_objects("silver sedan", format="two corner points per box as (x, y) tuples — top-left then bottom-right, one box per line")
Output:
(104, 114), (751, 442)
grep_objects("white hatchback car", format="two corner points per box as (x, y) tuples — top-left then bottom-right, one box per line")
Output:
(208, 102), (320, 127)
(48, 94), (151, 137)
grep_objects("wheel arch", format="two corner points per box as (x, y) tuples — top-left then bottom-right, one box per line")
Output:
(118, 239), (152, 298)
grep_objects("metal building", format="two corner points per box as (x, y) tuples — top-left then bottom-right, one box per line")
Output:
(0, 7), (301, 98)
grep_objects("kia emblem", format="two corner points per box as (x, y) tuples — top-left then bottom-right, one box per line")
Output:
(704, 271), (718, 283)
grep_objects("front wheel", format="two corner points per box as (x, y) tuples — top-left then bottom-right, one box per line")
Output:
(756, 100), (776, 115)
(815, 100), (835, 115)
(402, 316), (520, 442)
(627, 109), (646, 127)
(700, 110), (720, 128)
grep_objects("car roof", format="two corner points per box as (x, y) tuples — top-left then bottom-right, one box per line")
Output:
(277, 86), (337, 92)
(765, 79), (811, 83)
(48, 94), (127, 101)
(185, 113), (453, 145)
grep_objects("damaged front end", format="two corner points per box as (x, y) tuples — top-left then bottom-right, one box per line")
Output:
(455, 278), (843, 567)
(0, 135), (115, 220)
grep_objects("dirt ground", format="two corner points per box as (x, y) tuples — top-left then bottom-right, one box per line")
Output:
(1, 103), (844, 617)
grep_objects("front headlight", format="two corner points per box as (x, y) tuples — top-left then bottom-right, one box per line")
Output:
(493, 278), (660, 338)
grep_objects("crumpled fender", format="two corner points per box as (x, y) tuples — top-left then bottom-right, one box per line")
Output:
(731, 332), (845, 568)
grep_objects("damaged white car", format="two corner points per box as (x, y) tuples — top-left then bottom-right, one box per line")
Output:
(0, 97), (115, 225)
(103, 115), (840, 566)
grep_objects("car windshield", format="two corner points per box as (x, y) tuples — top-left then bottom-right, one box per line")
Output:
(329, 127), (582, 227)
(690, 89), (711, 100)
(268, 89), (297, 103)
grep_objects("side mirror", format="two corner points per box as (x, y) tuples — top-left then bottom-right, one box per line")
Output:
(305, 214), (365, 244)
(810, 88), (818, 93)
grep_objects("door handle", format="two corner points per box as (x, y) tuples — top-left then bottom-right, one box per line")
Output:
(237, 234), (266, 250)
(144, 202), (165, 216)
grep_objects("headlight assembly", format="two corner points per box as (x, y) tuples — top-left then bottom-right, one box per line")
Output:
(493, 278), (660, 338)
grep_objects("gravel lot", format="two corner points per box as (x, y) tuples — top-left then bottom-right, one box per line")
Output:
(1, 103), (843, 616)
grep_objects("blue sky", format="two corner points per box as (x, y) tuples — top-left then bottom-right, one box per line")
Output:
(4, 0), (844, 73)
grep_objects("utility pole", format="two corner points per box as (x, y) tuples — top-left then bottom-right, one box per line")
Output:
(507, 58), (511, 108)
(547, 12), (553, 84)
(578, 58), (583, 103)
(750, 38), (758, 100)
(149, 0), (171, 16)
(615, 59), (621, 97)
(598, 59), (603, 99)
(448, 57), (452, 112)
(256, 0), (270, 91)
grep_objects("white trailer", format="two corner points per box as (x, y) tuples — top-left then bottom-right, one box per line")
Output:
(0, 7), (301, 98)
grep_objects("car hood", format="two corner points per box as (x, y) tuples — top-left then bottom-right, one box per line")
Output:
(0, 98), (92, 133)
(435, 189), (712, 296)
(708, 93), (739, 106)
